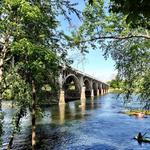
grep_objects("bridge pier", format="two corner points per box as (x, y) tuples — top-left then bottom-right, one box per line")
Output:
(97, 89), (99, 96)
(80, 86), (86, 101)
(103, 88), (106, 94)
(59, 103), (65, 124)
(104, 89), (106, 94)
(91, 89), (94, 97)
(79, 76), (86, 101)
(107, 88), (109, 93)
(101, 88), (104, 95)
(59, 89), (65, 105)
(99, 84), (103, 95)
(104, 88), (107, 94)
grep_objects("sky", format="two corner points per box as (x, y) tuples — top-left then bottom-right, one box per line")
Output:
(59, 0), (117, 82)
(68, 49), (117, 82)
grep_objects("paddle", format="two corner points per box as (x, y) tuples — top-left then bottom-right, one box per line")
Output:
(142, 132), (147, 138)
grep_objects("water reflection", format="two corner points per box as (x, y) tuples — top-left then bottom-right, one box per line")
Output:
(2, 94), (150, 150)
(68, 102), (75, 115)
(91, 97), (94, 109)
(59, 104), (65, 124)
(81, 101), (86, 117)
(57, 99), (88, 123)
(55, 97), (101, 123)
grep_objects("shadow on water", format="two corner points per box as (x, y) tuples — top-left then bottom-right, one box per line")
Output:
(1, 94), (150, 150)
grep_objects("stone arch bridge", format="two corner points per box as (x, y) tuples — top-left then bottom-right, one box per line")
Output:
(58, 66), (109, 104)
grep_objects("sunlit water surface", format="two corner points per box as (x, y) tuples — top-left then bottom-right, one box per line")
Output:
(1, 93), (150, 150)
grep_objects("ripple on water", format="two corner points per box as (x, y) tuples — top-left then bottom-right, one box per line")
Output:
(1, 94), (150, 150)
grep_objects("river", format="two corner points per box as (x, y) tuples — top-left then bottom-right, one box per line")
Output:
(1, 93), (150, 150)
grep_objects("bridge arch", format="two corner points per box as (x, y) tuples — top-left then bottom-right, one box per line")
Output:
(84, 78), (91, 97)
(63, 74), (81, 100)
(98, 83), (101, 95)
(92, 81), (98, 96)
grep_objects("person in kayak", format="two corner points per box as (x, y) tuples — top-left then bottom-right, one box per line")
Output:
(134, 132), (150, 144)
(137, 132), (143, 141)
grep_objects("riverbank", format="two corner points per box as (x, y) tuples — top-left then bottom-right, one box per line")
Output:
(125, 109), (150, 116)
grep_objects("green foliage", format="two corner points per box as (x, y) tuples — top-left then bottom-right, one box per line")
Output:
(0, 0), (82, 148)
(109, 76), (122, 89)
(109, 0), (150, 29)
(140, 71), (150, 109)
(2, 89), (12, 100)
(109, 37), (150, 100)
(1, 0), (79, 102)
(9, 38), (59, 105)
(2, 68), (32, 106)
(73, 0), (150, 108)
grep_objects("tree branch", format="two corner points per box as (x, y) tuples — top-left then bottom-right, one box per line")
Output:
(78, 34), (150, 44)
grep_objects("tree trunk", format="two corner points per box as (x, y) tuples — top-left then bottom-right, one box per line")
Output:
(7, 108), (23, 150)
(0, 45), (6, 148)
(0, 53), (4, 145)
(0, 41), (9, 99)
(0, 58), (4, 99)
(0, 98), (2, 147)
(32, 80), (36, 150)
(0, 38), (8, 77)
(0, 58), (3, 83)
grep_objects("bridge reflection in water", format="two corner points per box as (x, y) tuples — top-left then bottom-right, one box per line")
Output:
(3, 94), (150, 150)
(1, 97), (101, 149)
(54, 97), (100, 125)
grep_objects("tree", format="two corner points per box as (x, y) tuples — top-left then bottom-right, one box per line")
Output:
(0, 1), (58, 149)
(109, 0), (150, 29)
(0, 0), (81, 149)
(70, 0), (150, 107)
(108, 75), (122, 89)
(88, 0), (150, 29)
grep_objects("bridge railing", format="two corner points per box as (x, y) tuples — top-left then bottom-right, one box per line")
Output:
(70, 67), (109, 86)
(60, 64), (109, 86)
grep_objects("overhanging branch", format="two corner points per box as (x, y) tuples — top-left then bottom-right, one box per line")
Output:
(78, 34), (150, 44)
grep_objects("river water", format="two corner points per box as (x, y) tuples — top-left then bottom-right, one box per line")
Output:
(1, 93), (150, 150)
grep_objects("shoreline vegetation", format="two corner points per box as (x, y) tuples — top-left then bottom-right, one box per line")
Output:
(108, 88), (123, 93)
(108, 88), (150, 117)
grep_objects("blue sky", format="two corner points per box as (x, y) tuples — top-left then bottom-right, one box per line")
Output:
(67, 49), (117, 82)
(59, 0), (116, 82)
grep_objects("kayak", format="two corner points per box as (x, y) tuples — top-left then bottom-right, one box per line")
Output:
(134, 136), (150, 143)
